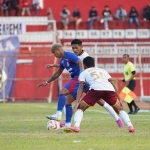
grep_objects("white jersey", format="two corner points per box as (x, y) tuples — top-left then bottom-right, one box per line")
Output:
(79, 67), (115, 91)
(78, 51), (89, 61)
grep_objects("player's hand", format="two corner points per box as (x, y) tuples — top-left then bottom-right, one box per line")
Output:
(125, 81), (130, 86)
(45, 64), (54, 69)
(37, 81), (49, 88)
(73, 102), (80, 113)
(120, 82), (125, 87)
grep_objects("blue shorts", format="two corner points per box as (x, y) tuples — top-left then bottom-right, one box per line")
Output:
(64, 76), (89, 99)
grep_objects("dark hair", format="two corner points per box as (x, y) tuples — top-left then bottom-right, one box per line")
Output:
(71, 39), (82, 45)
(123, 54), (129, 57)
(83, 56), (95, 68)
(105, 5), (109, 8)
(131, 6), (136, 11)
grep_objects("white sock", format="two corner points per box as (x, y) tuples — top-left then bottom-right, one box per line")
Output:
(119, 110), (133, 127)
(74, 109), (83, 127)
(65, 123), (71, 127)
(56, 111), (62, 116)
(103, 102), (119, 121)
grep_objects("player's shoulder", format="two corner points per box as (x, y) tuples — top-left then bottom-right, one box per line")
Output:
(65, 51), (78, 58)
(128, 61), (135, 67)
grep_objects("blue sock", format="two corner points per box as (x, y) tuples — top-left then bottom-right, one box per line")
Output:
(57, 94), (66, 112)
(66, 104), (73, 124)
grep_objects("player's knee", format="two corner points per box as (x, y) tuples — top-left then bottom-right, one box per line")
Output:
(78, 101), (89, 111)
(59, 88), (69, 95)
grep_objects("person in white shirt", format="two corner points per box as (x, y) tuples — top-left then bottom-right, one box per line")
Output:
(46, 39), (124, 129)
(64, 56), (135, 133)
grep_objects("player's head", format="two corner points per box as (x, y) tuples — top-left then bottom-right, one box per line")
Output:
(122, 54), (129, 64)
(71, 39), (83, 56)
(83, 56), (95, 69)
(51, 43), (64, 58)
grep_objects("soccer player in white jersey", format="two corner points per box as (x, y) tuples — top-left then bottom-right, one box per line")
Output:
(64, 56), (134, 133)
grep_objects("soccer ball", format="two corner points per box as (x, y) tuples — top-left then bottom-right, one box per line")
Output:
(47, 120), (60, 130)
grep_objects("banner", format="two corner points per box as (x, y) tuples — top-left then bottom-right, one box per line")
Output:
(120, 87), (136, 103)
(0, 23), (26, 35)
(0, 36), (20, 102)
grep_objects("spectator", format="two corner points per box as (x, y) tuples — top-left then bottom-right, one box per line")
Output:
(60, 5), (70, 30)
(143, 4), (150, 21)
(88, 6), (98, 30)
(129, 7), (139, 28)
(100, 5), (113, 30)
(72, 7), (82, 30)
(22, 0), (31, 16)
(32, 0), (41, 16)
(8, 0), (19, 16)
(114, 5), (127, 21)
(47, 8), (54, 31)
(1, 0), (10, 16)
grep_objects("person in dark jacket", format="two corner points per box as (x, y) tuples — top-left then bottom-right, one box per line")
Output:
(88, 6), (98, 29)
(143, 4), (150, 21)
(1, 0), (10, 16)
(8, 0), (19, 16)
(129, 7), (139, 28)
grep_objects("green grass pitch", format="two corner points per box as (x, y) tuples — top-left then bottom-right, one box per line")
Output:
(0, 103), (150, 150)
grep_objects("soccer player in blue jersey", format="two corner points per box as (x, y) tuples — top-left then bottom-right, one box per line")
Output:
(39, 40), (124, 129)
(38, 43), (89, 128)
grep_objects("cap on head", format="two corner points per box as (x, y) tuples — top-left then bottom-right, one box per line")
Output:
(51, 43), (62, 51)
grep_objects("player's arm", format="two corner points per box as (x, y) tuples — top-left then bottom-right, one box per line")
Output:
(74, 72), (85, 112)
(127, 71), (136, 82)
(38, 68), (64, 88)
(126, 64), (136, 85)
(74, 81), (85, 112)
(76, 59), (84, 72)
(45, 64), (60, 69)
(108, 78), (123, 108)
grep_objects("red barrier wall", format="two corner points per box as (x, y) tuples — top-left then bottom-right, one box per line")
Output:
(13, 47), (59, 101)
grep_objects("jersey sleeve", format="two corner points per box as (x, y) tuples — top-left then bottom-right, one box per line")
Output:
(66, 52), (80, 63)
(79, 72), (86, 82)
(105, 70), (112, 79)
(59, 60), (64, 69)
(129, 63), (135, 72)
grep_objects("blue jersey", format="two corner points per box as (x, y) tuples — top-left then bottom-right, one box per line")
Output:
(59, 52), (80, 78)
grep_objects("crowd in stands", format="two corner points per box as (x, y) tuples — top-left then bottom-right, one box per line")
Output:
(60, 5), (150, 30)
(1, 1), (150, 30)
(0, 0), (42, 16)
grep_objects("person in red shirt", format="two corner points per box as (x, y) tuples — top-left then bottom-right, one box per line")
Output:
(22, 0), (31, 16)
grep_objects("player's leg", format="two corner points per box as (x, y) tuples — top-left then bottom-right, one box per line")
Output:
(97, 99), (124, 128)
(112, 101), (134, 132)
(103, 91), (134, 132)
(64, 89), (100, 133)
(127, 80), (140, 114)
(61, 82), (89, 128)
(46, 87), (69, 120)
(46, 77), (78, 120)
(61, 95), (75, 128)
(64, 101), (89, 133)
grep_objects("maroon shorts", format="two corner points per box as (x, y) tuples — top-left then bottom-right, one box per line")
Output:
(82, 89), (117, 106)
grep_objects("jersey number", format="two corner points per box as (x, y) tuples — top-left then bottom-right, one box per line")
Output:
(90, 71), (106, 80)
